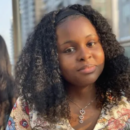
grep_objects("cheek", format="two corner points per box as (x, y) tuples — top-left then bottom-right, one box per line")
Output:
(94, 47), (105, 65)
(58, 55), (74, 73)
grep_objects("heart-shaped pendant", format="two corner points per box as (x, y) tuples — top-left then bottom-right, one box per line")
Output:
(79, 115), (84, 120)
(79, 120), (83, 123)
(80, 109), (85, 115)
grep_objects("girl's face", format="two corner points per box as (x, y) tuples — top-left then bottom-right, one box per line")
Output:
(56, 16), (105, 87)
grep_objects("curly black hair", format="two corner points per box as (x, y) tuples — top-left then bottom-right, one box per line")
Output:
(15, 4), (130, 123)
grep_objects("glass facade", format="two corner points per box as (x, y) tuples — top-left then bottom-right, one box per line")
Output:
(19, 0), (35, 46)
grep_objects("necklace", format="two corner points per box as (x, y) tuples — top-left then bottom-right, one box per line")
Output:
(68, 98), (96, 124)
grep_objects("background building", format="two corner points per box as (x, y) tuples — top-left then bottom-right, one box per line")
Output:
(44, 0), (90, 13)
(19, 0), (45, 46)
(12, 0), (45, 65)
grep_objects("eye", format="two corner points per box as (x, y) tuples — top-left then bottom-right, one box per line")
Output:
(87, 42), (96, 47)
(64, 47), (75, 53)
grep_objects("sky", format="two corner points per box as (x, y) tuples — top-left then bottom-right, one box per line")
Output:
(0, 0), (13, 63)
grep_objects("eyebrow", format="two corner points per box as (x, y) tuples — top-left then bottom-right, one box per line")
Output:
(86, 34), (97, 38)
(61, 34), (97, 45)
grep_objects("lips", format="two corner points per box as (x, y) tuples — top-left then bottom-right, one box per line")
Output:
(78, 65), (96, 74)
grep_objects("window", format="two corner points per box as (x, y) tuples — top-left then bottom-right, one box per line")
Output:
(124, 46), (130, 58)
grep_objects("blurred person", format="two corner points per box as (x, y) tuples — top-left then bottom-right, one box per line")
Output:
(6, 4), (130, 130)
(0, 35), (17, 130)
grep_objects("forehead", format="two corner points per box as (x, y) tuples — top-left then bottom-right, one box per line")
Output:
(56, 16), (98, 41)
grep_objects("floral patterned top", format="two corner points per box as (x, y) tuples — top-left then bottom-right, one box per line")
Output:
(6, 96), (130, 130)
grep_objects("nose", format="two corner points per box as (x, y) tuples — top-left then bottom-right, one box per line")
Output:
(77, 46), (92, 61)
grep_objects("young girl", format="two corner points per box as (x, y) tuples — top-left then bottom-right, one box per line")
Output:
(6, 4), (130, 130)
(0, 35), (17, 130)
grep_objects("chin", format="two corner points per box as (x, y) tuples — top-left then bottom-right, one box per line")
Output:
(75, 76), (99, 87)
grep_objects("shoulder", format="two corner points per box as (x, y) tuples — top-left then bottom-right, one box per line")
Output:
(6, 97), (31, 130)
(6, 97), (52, 130)
(94, 96), (130, 130)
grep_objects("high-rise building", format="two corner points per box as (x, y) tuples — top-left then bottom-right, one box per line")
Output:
(12, 0), (45, 65)
(19, 0), (45, 46)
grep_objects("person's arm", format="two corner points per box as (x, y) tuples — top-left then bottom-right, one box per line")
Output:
(6, 97), (32, 130)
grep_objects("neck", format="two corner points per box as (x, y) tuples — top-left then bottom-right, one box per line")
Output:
(66, 84), (96, 107)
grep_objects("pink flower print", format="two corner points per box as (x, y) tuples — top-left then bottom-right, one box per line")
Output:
(107, 118), (125, 130)
(121, 108), (130, 118)
(33, 117), (48, 128)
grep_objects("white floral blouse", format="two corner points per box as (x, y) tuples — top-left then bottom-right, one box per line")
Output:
(6, 96), (130, 130)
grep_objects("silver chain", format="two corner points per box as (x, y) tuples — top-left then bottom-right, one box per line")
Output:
(68, 97), (96, 124)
